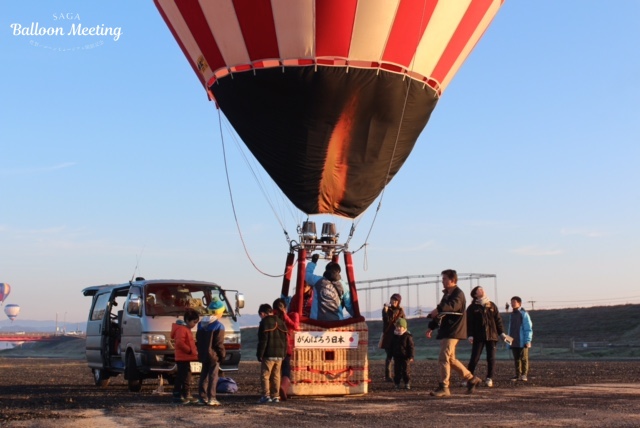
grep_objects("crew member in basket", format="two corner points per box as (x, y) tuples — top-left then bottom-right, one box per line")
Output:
(305, 254), (355, 321)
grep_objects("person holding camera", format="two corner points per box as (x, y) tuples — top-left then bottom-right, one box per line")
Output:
(381, 293), (405, 381)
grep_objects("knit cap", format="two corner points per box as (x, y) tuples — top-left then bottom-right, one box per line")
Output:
(395, 318), (407, 329)
(208, 297), (225, 313)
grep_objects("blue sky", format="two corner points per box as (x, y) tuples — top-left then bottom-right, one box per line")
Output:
(1, 1), (639, 323)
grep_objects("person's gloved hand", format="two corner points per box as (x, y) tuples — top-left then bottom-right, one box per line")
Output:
(311, 254), (319, 263)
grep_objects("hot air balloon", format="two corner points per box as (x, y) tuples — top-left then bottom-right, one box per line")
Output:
(4, 304), (20, 321)
(155, 0), (503, 218)
(155, 0), (504, 396)
(0, 283), (10, 305)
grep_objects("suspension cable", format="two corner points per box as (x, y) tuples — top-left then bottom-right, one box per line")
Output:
(218, 110), (283, 278)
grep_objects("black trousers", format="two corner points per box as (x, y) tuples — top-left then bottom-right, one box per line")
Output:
(173, 361), (192, 398)
(385, 348), (393, 379)
(393, 356), (411, 384)
(467, 340), (497, 379)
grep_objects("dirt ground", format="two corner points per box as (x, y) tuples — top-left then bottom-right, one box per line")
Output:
(1, 359), (639, 427)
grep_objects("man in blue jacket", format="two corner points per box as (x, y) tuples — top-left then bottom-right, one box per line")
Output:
(305, 254), (354, 321)
(508, 296), (533, 381)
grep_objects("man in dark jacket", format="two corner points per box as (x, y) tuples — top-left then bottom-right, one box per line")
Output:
(426, 269), (482, 397)
(466, 285), (507, 387)
(256, 303), (288, 404)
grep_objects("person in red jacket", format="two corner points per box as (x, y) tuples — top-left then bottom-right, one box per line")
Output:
(171, 308), (200, 404)
(273, 298), (300, 401)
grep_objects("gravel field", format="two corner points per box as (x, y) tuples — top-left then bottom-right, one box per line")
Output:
(1, 359), (639, 427)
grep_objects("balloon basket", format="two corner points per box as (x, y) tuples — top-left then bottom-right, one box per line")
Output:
(289, 319), (369, 396)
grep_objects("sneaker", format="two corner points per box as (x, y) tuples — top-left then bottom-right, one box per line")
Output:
(510, 376), (519, 382)
(405, 383), (411, 390)
(520, 375), (528, 382)
(484, 378), (493, 388)
(257, 396), (272, 404)
(197, 398), (208, 406)
(466, 376), (482, 393)
(271, 397), (280, 403)
(184, 396), (199, 404)
(207, 399), (221, 406)
(172, 397), (188, 405)
(430, 384), (450, 397)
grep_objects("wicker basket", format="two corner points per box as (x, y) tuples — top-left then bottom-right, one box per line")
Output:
(289, 320), (369, 396)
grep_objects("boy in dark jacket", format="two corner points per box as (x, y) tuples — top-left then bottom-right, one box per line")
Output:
(170, 309), (200, 404)
(391, 317), (414, 390)
(466, 286), (507, 387)
(195, 298), (226, 406)
(256, 303), (288, 404)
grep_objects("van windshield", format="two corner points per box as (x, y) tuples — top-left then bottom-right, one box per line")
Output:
(144, 283), (231, 317)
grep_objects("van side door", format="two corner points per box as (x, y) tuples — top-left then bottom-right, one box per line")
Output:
(86, 290), (113, 369)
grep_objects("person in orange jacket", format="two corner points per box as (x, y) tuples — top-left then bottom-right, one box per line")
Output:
(171, 308), (200, 404)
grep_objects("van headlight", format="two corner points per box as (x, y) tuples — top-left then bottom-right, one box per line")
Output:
(141, 333), (168, 350)
(224, 333), (241, 344)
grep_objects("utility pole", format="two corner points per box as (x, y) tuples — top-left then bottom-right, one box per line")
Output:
(527, 300), (536, 310)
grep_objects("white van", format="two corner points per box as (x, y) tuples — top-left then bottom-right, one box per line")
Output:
(82, 277), (244, 392)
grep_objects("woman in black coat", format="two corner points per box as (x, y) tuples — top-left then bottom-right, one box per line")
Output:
(465, 286), (506, 387)
(381, 293), (405, 381)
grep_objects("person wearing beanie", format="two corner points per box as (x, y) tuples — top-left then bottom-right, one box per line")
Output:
(305, 253), (355, 321)
(465, 286), (507, 388)
(508, 296), (533, 382)
(390, 317), (414, 390)
(195, 297), (226, 406)
(426, 269), (482, 397)
(381, 293), (406, 381)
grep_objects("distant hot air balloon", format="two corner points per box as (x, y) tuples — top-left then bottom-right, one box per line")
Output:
(4, 304), (20, 321)
(0, 283), (10, 305)
(155, 0), (504, 218)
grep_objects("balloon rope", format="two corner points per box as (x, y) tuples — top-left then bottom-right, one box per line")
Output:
(356, 0), (430, 261)
(221, 118), (291, 233)
(218, 110), (283, 278)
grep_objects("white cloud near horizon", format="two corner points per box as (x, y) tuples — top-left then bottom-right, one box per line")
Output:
(560, 228), (605, 238)
(0, 162), (76, 176)
(510, 246), (564, 256)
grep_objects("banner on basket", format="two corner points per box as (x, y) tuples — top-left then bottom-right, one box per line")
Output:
(294, 331), (359, 348)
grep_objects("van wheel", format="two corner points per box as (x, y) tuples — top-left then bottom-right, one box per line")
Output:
(93, 369), (110, 387)
(126, 353), (143, 392)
